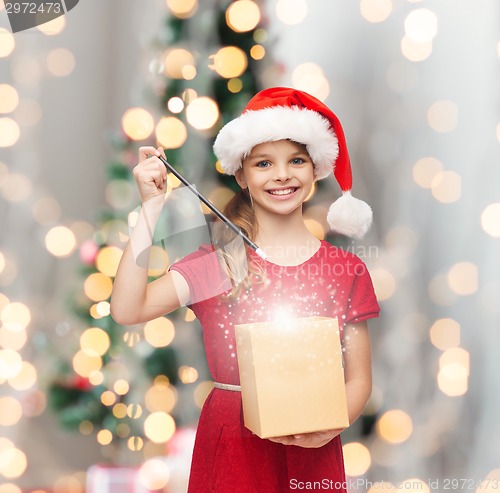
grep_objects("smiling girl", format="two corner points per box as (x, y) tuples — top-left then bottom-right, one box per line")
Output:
(111, 87), (379, 492)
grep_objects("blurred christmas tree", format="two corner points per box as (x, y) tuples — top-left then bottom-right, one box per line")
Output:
(48, 0), (277, 464)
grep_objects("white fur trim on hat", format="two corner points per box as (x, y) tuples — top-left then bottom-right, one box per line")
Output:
(327, 192), (373, 239)
(213, 106), (339, 180)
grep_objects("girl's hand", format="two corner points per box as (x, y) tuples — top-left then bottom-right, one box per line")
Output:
(133, 146), (168, 203)
(267, 428), (344, 448)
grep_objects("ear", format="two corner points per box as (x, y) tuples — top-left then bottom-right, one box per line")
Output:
(235, 168), (248, 189)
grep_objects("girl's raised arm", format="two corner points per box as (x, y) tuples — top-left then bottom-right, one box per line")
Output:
(110, 146), (190, 326)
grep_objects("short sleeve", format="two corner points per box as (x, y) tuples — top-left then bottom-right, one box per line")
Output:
(345, 259), (380, 325)
(169, 244), (232, 305)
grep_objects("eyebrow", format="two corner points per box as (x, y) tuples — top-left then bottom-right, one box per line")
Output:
(246, 150), (308, 159)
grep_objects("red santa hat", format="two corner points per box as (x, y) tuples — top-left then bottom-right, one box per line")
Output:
(213, 86), (372, 239)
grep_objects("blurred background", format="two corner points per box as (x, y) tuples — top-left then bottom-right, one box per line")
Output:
(1, 0), (500, 491)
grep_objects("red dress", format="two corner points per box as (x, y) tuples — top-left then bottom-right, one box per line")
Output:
(170, 240), (379, 493)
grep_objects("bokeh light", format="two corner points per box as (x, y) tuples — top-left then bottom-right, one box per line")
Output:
(0, 326), (27, 351)
(166, 0), (197, 19)
(147, 246), (169, 277)
(0, 349), (23, 379)
(144, 317), (175, 348)
(0, 118), (20, 147)
(0, 85), (19, 113)
(167, 96), (184, 114)
(122, 107), (155, 140)
(226, 1), (261, 33)
(96, 246), (122, 277)
(0, 396), (23, 426)
(144, 412), (176, 443)
(155, 116), (187, 149)
(45, 226), (77, 257)
(400, 36), (433, 62)
(128, 436), (144, 451)
(342, 442), (371, 476)
(209, 47), (248, 78)
(114, 379), (130, 395)
(427, 100), (458, 132)
(100, 390), (116, 406)
(360, 0), (392, 23)
(194, 381), (214, 408)
(1, 172), (32, 202)
(429, 318), (460, 350)
(481, 203), (500, 237)
(84, 273), (113, 301)
(250, 44), (266, 60)
(186, 97), (220, 130)
(304, 218), (325, 240)
(412, 157), (443, 188)
(37, 14), (65, 35)
(178, 365), (199, 384)
(370, 268), (396, 301)
(438, 348), (469, 397)
(0, 447), (27, 478)
(185, 308), (196, 322)
(292, 63), (329, 101)
(1, 302), (31, 332)
(438, 364), (468, 397)
(163, 48), (195, 79)
(127, 403), (143, 419)
(46, 48), (75, 77)
(0, 484), (22, 493)
(377, 409), (413, 444)
(52, 475), (84, 493)
(275, 0), (308, 25)
(8, 361), (37, 390)
(73, 350), (102, 378)
(404, 9), (438, 43)
(97, 429), (113, 446)
(0, 28), (15, 57)
(139, 458), (170, 489)
(80, 327), (110, 356)
(431, 171), (461, 203)
(145, 379), (177, 413)
(447, 262), (478, 295)
(440, 347), (470, 374)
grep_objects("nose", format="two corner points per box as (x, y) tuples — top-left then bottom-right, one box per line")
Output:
(273, 162), (291, 182)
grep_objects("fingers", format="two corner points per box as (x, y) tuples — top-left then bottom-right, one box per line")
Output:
(138, 145), (161, 162)
(267, 430), (342, 448)
(133, 146), (168, 201)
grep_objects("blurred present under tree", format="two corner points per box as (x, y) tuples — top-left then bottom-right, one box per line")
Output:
(48, 0), (278, 463)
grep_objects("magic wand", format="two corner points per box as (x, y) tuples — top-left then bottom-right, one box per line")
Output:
(157, 154), (267, 261)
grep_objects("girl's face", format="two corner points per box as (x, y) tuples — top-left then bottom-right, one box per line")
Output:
(236, 140), (315, 218)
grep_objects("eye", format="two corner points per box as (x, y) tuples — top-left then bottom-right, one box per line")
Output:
(256, 160), (271, 168)
(291, 157), (305, 165)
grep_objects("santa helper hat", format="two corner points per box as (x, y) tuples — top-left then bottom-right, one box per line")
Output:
(213, 86), (373, 239)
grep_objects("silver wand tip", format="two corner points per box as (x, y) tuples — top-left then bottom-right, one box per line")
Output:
(255, 248), (268, 261)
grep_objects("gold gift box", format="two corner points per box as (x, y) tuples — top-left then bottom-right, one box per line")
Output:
(235, 316), (349, 439)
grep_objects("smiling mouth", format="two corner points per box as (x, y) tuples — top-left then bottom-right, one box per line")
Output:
(267, 187), (298, 196)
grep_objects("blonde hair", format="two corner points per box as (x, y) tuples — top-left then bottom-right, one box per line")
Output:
(214, 188), (266, 298)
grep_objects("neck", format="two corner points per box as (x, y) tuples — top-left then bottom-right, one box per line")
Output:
(252, 207), (321, 265)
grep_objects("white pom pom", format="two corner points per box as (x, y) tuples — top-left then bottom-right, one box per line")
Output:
(327, 191), (373, 239)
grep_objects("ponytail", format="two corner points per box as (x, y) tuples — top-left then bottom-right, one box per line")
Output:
(213, 188), (266, 297)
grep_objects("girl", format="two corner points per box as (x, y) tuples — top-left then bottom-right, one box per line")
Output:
(111, 87), (379, 492)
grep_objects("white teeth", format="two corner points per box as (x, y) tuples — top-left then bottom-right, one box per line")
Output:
(268, 188), (295, 196)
